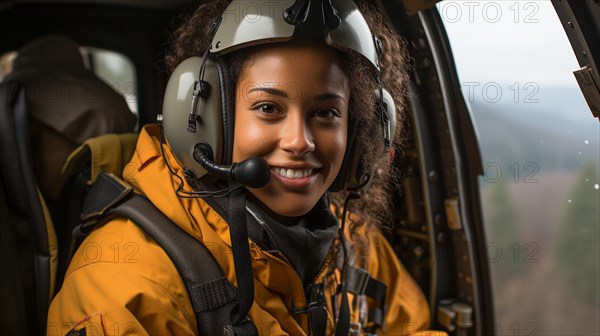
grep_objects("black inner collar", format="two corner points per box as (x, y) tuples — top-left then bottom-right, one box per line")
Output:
(245, 196), (339, 286)
(194, 177), (339, 287)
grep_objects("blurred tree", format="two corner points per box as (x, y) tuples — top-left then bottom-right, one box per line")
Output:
(483, 178), (524, 320)
(556, 161), (600, 304)
(483, 176), (524, 317)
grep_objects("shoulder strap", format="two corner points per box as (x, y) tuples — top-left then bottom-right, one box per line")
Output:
(344, 265), (388, 333)
(77, 172), (257, 335)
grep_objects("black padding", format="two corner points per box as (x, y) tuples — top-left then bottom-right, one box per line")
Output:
(0, 81), (50, 336)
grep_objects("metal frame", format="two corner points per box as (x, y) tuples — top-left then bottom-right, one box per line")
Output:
(377, 0), (495, 333)
(552, 0), (600, 119)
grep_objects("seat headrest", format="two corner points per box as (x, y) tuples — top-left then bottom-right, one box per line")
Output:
(5, 35), (137, 144)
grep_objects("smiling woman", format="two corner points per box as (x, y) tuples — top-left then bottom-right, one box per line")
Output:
(47, 0), (445, 335)
(233, 40), (350, 222)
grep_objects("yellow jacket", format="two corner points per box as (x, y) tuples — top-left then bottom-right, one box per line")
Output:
(48, 125), (441, 335)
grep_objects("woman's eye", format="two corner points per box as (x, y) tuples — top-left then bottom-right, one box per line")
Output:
(255, 103), (278, 114)
(314, 109), (340, 119)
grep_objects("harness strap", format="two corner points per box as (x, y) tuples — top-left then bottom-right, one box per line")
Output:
(76, 172), (256, 335)
(81, 172), (386, 335)
(344, 265), (388, 331)
(226, 186), (258, 335)
(365, 275), (388, 331)
(346, 266), (370, 295)
(307, 284), (328, 336)
(335, 284), (350, 336)
(309, 308), (328, 336)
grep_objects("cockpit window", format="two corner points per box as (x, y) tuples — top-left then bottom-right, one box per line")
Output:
(439, 1), (599, 334)
(0, 47), (137, 115)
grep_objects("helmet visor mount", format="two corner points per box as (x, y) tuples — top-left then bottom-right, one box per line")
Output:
(210, 0), (380, 72)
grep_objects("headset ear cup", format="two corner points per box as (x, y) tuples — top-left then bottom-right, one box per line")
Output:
(328, 88), (396, 192)
(162, 56), (225, 178)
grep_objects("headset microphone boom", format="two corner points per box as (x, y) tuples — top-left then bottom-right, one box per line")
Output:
(192, 142), (270, 189)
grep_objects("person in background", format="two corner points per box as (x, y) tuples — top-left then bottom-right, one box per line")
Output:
(5, 35), (136, 204)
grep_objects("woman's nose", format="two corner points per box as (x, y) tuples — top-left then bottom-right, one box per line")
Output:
(280, 115), (315, 157)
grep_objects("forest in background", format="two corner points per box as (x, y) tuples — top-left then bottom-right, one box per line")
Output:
(473, 92), (600, 335)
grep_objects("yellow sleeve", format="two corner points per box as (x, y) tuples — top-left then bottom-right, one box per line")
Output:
(47, 218), (196, 336)
(367, 231), (447, 336)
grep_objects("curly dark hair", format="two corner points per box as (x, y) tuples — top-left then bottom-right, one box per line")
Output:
(164, 0), (410, 265)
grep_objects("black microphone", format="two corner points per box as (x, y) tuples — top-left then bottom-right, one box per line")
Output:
(193, 142), (271, 189)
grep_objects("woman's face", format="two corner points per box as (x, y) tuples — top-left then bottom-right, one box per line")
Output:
(233, 40), (350, 222)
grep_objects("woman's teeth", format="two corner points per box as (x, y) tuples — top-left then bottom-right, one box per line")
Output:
(272, 167), (314, 179)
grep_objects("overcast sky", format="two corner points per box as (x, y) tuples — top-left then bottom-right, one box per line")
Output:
(438, 0), (581, 86)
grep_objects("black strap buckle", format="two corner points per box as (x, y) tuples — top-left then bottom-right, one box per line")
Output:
(292, 283), (328, 336)
(292, 283), (326, 314)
